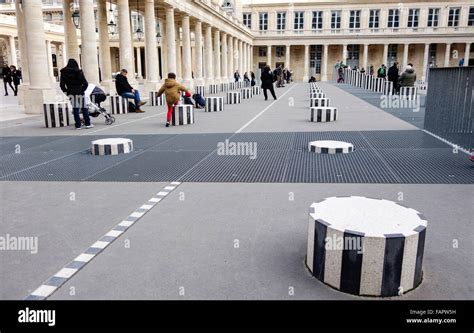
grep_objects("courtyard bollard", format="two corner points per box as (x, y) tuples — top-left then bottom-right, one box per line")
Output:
(208, 84), (219, 95)
(109, 95), (130, 114)
(307, 196), (427, 296)
(220, 83), (229, 93)
(400, 87), (418, 101)
(310, 108), (338, 123)
(308, 140), (352, 153)
(91, 138), (133, 156)
(310, 92), (326, 99)
(195, 86), (206, 96)
(205, 97), (224, 112)
(226, 91), (242, 104)
(252, 86), (261, 95)
(149, 92), (165, 106)
(241, 88), (253, 99)
(310, 98), (330, 108)
(43, 102), (71, 128)
(172, 105), (194, 126)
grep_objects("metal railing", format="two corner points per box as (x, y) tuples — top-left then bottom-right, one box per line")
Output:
(424, 67), (473, 151)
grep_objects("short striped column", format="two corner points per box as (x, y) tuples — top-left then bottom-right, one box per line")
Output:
(91, 138), (133, 156)
(400, 87), (418, 100)
(205, 97), (224, 112)
(229, 82), (236, 90)
(310, 92), (326, 99)
(241, 88), (252, 99)
(194, 86), (205, 96)
(149, 92), (165, 106)
(307, 196), (427, 296)
(310, 98), (330, 107)
(226, 91), (242, 104)
(373, 78), (385, 93)
(252, 86), (261, 95)
(310, 107), (338, 123)
(109, 96), (130, 114)
(383, 81), (394, 95)
(208, 84), (219, 95)
(172, 105), (194, 126)
(43, 103), (71, 128)
(308, 140), (352, 153)
(220, 83), (229, 93)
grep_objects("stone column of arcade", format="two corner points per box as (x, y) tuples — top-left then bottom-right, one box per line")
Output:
(118, 0), (136, 84)
(14, 0), (29, 105)
(181, 15), (193, 89)
(213, 28), (221, 85)
(79, 0), (100, 85)
(144, 0), (160, 92)
(63, 0), (79, 62)
(204, 24), (213, 86)
(165, 7), (177, 74)
(21, 0), (56, 114)
(97, 0), (114, 93)
(193, 20), (205, 87)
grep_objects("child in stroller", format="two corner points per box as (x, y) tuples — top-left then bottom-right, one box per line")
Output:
(84, 84), (115, 125)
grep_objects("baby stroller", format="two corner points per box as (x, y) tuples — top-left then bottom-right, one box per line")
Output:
(84, 84), (115, 125)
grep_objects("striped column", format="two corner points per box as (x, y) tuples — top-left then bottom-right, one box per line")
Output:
(310, 108), (338, 123)
(172, 105), (194, 125)
(91, 138), (133, 156)
(226, 91), (241, 104)
(43, 103), (71, 128)
(205, 97), (224, 112)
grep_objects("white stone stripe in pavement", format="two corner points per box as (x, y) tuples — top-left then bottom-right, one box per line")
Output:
(25, 182), (181, 300)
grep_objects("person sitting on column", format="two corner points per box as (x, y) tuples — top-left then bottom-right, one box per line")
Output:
(234, 70), (241, 82)
(60, 58), (93, 130)
(2, 63), (14, 96)
(156, 73), (191, 127)
(115, 69), (147, 113)
(10, 65), (21, 96)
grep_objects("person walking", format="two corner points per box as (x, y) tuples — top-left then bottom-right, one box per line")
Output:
(387, 62), (400, 94)
(337, 66), (345, 83)
(260, 65), (277, 101)
(398, 65), (416, 88)
(250, 71), (256, 86)
(234, 70), (241, 82)
(243, 72), (250, 85)
(60, 58), (93, 130)
(115, 69), (147, 112)
(10, 65), (21, 96)
(377, 64), (387, 79)
(156, 72), (190, 127)
(2, 64), (14, 96)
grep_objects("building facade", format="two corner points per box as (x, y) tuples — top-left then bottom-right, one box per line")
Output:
(0, 0), (473, 114)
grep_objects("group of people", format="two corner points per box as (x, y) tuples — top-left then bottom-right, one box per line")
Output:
(274, 66), (293, 88)
(2, 64), (22, 96)
(234, 70), (256, 87)
(335, 60), (417, 94)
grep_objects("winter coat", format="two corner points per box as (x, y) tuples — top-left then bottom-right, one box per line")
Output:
(398, 68), (417, 87)
(11, 70), (21, 85)
(115, 73), (134, 95)
(260, 69), (274, 89)
(2, 66), (12, 83)
(157, 78), (188, 106)
(387, 65), (399, 82)
(60, 66), (88, 96)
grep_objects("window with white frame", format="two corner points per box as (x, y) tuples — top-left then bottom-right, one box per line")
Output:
(448, 7), (460, 27)
(331, 10), (341, 30)
(312, 11), (323, 30)
(369, 10), (380, 29)
(427, 8), (440, 27)
(243, 13), (252, 29)
(310, 45), (322, 74)
(349, 10), (361, 30)
(294, 11), (304, 30)
(387, 9), (399, 28)
(407, 9), (419, 28)
(387, 44), (397, 66)
(468, 7), (474, 26)
(276, 12), (286, 31)
(259, 12), (268, 31)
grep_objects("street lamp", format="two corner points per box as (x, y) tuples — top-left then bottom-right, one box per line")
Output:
(107, 1), (117, 35)
(71, 0), (80, 29)
(134, 0), (143, 41)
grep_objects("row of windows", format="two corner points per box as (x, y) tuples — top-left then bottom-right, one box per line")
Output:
(242, 7), (474, 31)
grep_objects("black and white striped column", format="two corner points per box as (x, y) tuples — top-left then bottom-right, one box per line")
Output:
(172, 105), (194, 125)
(308, 140), (352, 153)
(149, 92), (165, 106)
(194, 86), (205, 96)
(109, 96), (130, 114)
(241, 88), (252, 99)
(226, 91), (242, 104)
(307, 196), (427, 296)
(400, 87), (418, 100)
(310, 98), (330, 107)
(43, 103), (71, 128)
(220, 83), (229, 93)
(310, 92), (326, 99)
(208, 84), (219, 95)
(252, 86), (261, 95)
(229, 82), (236, 90)
(91, 138), (133, 156)
(205, 97), (224, 112)
(310, 107), (338, 123)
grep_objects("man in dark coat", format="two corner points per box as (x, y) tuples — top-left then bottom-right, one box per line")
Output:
(260, 65), (277, 101)
(115, 69), (146, 112)
(10, 65), (21, 96)
(2, 64), (14, 96)
(60, 58), (92, 129)
(387, 62), (400, 94)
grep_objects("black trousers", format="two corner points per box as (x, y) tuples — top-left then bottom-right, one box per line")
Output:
(263, 86), (277, 100)
(4, 80), (14, 95)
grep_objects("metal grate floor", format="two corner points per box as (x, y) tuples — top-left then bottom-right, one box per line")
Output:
(1, 131), (473, 184)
